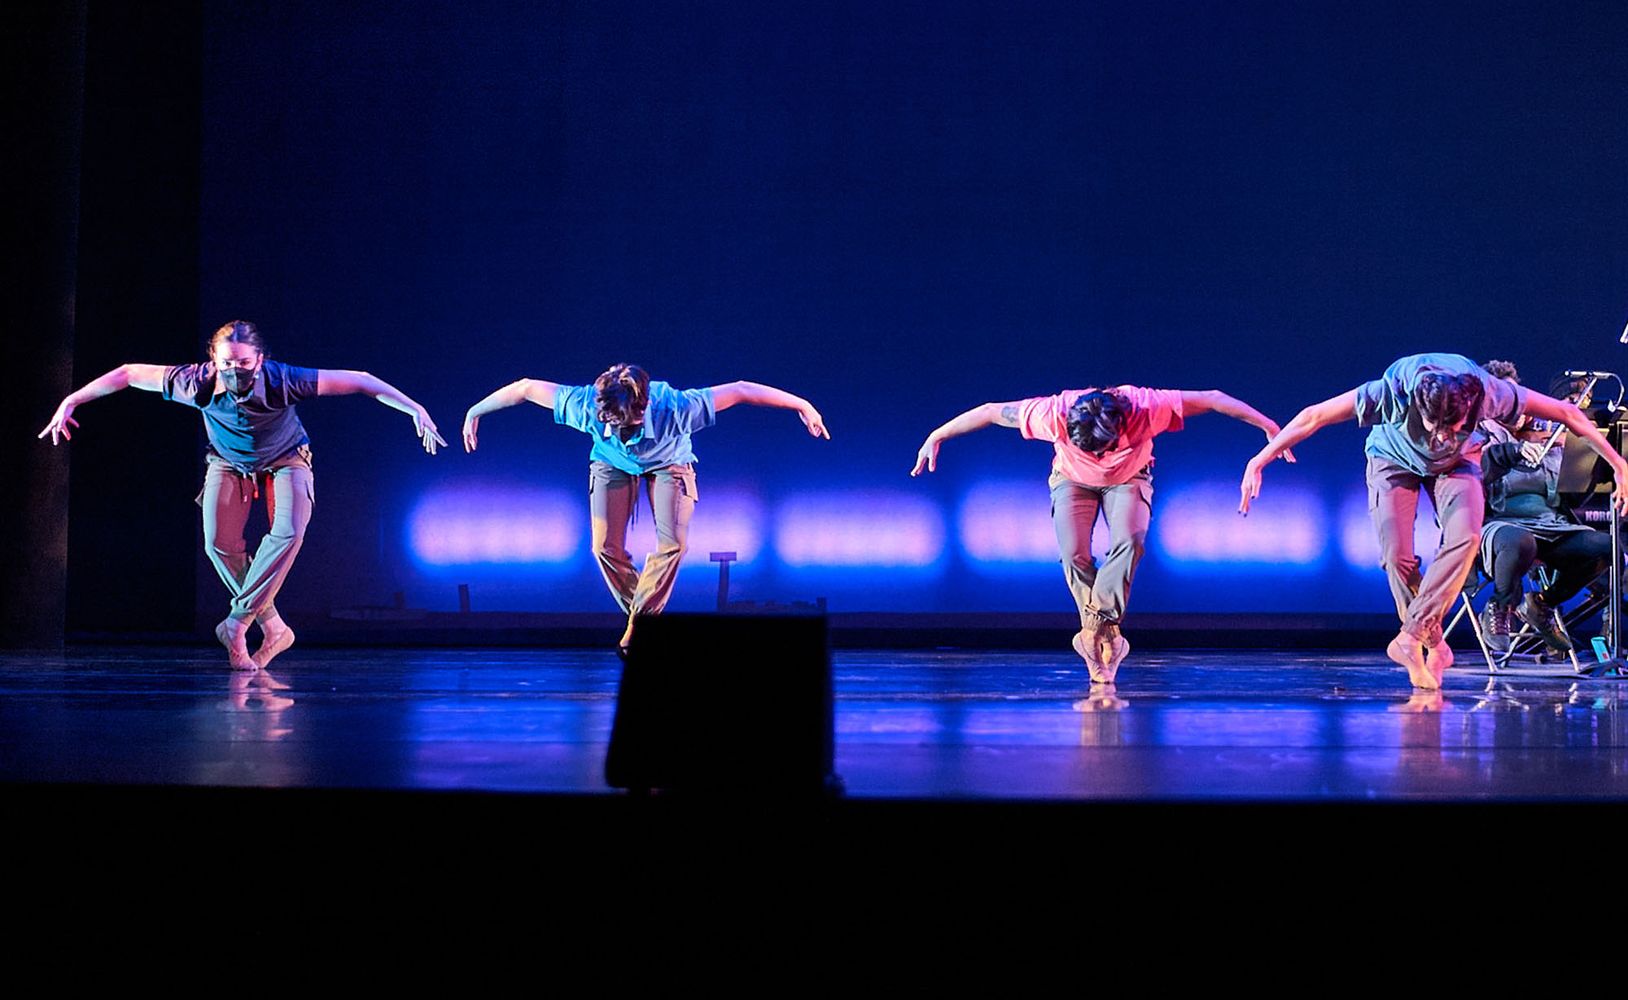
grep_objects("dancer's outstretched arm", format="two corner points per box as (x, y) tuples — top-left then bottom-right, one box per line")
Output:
(1523, 391), (1628, 514)
(910, 400), (1025, 476)
(318, 369), (448, 455)
(1181, 390), (1296, 464)
(462, 378), (561, 452)
(38, 364), (168, 445)
(708, 381), (829, 439)
(1238, 389), (1358, 513)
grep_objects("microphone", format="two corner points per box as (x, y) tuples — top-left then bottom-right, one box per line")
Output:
(1563, 370), (1618, 378)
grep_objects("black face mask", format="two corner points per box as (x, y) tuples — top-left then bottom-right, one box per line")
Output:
(220, 365), (258, 397)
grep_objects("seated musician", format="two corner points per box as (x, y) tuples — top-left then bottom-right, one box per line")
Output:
(1478, 362), (1611, 652)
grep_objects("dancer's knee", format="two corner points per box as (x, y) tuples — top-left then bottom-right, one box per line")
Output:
(204, 529), (244, 559)
(1108, 532), (1146, 561)
(1377, 538), (1417, 573)
(1058, 542), (1093, 571)
(266, 517), (308, 543)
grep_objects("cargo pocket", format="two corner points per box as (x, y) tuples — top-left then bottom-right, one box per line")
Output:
(1047, 472), (1073, 519)
(668, 464), (698, 503)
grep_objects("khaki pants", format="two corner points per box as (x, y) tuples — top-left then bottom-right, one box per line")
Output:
(1050, 467), (1153, 629)
(589, 461), (696, 621)
(1366, 455), (1483, 646)
(200, 448), (314, 623)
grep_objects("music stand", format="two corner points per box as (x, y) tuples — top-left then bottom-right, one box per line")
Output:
(1557, 408), (1627, 667)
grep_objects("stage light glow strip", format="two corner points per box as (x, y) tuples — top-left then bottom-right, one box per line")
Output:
(957, 480), (1108, 564)
(1155, 484), (1326, 565)
(774, 492), (946, 567)
(409, 485), (582, 565)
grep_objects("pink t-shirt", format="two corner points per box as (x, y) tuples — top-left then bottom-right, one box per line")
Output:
(1018, 386), (1185, 487)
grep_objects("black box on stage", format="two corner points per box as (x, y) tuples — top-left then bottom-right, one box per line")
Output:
(604, 613), (837, 796)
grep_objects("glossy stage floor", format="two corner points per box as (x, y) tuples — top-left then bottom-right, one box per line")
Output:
(4, 644), (1627, 802)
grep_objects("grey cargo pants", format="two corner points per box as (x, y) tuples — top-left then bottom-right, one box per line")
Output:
(200, 447), (314, 623)
(1050, 466), (1153, 630)
(589, 460), (696, 621)
(1366, 455), (1483, 647)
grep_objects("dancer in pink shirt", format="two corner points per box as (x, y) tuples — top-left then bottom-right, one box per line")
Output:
(914, 385), (1290, 683)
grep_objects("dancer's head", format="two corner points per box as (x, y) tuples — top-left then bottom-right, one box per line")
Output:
(209, 320), (265, 397)
(1066, 390), (1129, 457)
(594, 363), (650, 427)
(1412, 372), (1484, 446)
(1481, 359), (1519, 384)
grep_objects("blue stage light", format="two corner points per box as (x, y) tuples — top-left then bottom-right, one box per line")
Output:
(1154, 483), (1326, 567)
(774, 491), (946, 568)
(408, 483), (582, 567)
(957, 480), (1106, 565)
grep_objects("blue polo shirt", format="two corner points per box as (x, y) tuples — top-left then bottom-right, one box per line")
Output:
(1353, 353), (1527, 476)
(163, 360), (320, 473)
(554, 381), (716, 474)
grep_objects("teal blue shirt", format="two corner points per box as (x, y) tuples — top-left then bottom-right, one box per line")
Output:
(163, 359), (319, 474)
(1354, 353), (1527, 476)
(554, 381), (717, 474)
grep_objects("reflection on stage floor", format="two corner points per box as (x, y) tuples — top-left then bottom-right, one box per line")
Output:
(4, 646), (1626, 801)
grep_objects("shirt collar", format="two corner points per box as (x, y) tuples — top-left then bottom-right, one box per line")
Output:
(600, 422), (646, 446)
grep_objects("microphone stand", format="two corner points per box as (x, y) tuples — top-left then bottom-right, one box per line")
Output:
(1534, 373), (1624, 672)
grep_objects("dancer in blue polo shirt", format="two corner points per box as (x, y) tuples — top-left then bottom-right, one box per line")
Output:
(463, 363), (829, 649)
(39, 320), (446, 670)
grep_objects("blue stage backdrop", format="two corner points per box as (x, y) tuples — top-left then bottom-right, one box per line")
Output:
(194, 0), (1627, 617)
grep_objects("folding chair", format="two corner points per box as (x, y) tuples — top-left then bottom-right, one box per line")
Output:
(1446, 561), (1595, 676)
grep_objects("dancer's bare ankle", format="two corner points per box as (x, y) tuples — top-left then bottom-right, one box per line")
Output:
(1386, 631), (1437, 689)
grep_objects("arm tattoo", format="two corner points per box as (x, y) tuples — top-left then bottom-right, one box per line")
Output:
(996, 404), (1019, 428)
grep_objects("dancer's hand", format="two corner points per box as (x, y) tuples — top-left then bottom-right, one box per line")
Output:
(1615, 468), (1628, 517)
(910, 436), (941, 476)
(462, 412), (480, 453)
(798, 405), (830, 439)
(1519, 441), (1546, 466)
(1238, 457), (1265, 514)
(1261, 423), (1296, 464)
(38, 399), (80, 445)
(413, 407), (449, 455)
